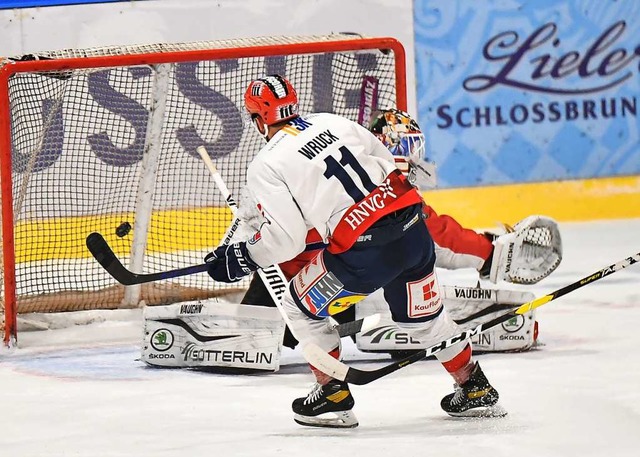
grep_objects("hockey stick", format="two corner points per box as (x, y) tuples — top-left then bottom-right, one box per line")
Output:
(86, 230), (374, 336)
(86, 183), (245, 286)
(86, 148), (274, 288)
(86, 207), (243, 286)
(453, 302), (517, 325)
(196, 146), (288, 304)
(85, 148), (380, 334)
(86, 151), (246, 285)
(304, 252), (640, 385)
(86, 232), (210, 285)
(196, 147), (307, 346)
(196, 147), (240, 213)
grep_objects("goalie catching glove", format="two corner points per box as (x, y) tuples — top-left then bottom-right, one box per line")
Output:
(485, 215), (562, 285)
(205, 242), (259, 283)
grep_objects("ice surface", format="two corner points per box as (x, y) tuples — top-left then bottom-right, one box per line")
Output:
(1, 219), (639, 457)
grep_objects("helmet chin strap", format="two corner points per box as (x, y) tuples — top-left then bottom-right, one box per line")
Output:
(252, 116), (270, 141)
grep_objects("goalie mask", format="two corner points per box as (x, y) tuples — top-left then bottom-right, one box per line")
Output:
(370, 109), (436, 188)
(370, 109), (426, 162)
(244, 75), (299, 138)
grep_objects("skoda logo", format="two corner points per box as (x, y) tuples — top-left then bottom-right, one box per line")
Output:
(150, 328), (174, 352)
(501, 315), (525, 333)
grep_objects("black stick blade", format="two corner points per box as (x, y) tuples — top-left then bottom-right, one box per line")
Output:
(86, 232), (117, 269)
(86, 232), (137, 285)
(86, 232), (210, 285)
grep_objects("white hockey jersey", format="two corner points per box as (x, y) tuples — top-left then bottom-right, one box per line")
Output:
(245, 112), (410, 268)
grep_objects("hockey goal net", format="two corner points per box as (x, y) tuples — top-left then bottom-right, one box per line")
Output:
(0, 34), (406, 346)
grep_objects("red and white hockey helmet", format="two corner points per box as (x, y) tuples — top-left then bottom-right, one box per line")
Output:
(244, 75), (299, 126)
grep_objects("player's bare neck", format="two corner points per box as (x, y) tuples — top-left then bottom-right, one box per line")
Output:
(266, 124), (285, 141)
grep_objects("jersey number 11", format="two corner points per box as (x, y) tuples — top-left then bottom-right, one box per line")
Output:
(323, 146), (377, 203)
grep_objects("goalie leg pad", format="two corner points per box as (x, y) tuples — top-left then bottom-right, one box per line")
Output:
(142, 301), (285, 372)
(442, 285), (538, 352)
(355, 285), (538, 353)
(490, 215), (562, 285)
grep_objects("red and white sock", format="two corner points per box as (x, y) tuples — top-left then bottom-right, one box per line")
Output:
(440, 343), (474, 385)
(310, 347), (341, 385)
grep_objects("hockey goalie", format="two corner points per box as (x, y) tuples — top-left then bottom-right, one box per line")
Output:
(142, 109), (563, 371)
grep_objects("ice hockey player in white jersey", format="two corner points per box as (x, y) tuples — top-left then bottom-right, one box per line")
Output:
(204, 74), (506, 428)
(239, 108), (563, 356)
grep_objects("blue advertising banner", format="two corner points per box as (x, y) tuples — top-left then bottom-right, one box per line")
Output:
(414, 0), (640, 188)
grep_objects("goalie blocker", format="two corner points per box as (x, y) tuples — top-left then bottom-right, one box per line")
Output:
(142, 284), (537, 371)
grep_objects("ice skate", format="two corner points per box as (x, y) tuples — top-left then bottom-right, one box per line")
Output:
(292, 380), (359, 428)
(441, 362), (507, 418)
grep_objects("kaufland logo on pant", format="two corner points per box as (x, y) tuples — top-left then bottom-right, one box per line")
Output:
(407, 273), (442, 318)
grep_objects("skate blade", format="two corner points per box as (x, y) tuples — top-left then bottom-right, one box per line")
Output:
(447, 403), (508, 419)
(293, 410), (359, 428)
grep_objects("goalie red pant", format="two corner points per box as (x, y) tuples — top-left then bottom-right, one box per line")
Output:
(277, 204), (475, 387)
(275, 202), (495, 280)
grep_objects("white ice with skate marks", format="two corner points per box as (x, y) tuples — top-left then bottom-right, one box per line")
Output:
(1, 219), (640, 457)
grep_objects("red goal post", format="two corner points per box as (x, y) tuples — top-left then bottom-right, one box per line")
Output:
(0, 34), (407, 346)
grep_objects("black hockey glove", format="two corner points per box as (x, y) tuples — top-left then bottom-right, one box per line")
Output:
(204, 242), (259, 283)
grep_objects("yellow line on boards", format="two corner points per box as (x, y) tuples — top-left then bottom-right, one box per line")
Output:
(12, 175), (640, 262)
(14, 207), (233, 262)
(423, 175), (640, 229)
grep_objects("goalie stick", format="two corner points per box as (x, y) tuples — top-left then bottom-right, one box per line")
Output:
(303, 251), (640, 385)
